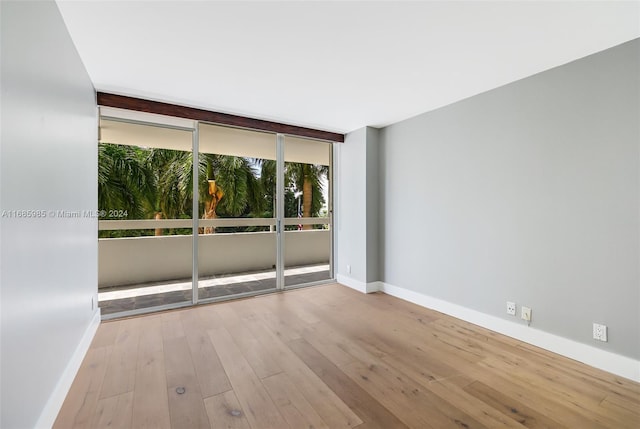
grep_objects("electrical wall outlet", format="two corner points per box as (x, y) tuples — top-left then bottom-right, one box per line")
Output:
(506, 301), (516, 316)
(346, 264), (351, 274)
(593, 323), (608, 342)
(521, 306), (531, 322)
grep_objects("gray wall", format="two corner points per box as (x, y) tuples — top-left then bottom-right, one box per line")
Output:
(1, 1), (98, 427)
(336, 127), (381, 285)
(379, 39), (639, 359)
(336, 127), (368, 283)
(365, 127), (381, 283)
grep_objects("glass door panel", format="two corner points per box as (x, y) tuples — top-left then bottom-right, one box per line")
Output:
(197, 124), (278, 301)
(97, 118), (194, 316)
(98, 117), (334, 315)
(283, 136), (332, 287)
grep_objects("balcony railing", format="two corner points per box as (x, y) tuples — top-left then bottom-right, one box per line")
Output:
(98, 218), (331, 289)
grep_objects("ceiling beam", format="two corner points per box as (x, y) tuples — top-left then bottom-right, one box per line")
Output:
(97, 92), (345, 143)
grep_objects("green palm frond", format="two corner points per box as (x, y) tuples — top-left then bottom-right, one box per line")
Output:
(98, 142), (325, 227)
(98, 143), (155, 218)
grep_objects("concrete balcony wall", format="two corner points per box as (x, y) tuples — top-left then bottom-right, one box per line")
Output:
(99, 230), (330, 288)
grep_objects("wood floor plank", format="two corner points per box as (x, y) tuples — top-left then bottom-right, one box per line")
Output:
(163, 336), (210, 428)
(297, 285), (482, 364)
(431, 314), (523, 350)
(360, 331), (527, 428)
(246, 298), (302, 342)
(431, 320), (624, 412)
(380, 320), (482, 365)
(53, 346), (111, 429)
(308, 289), (486, 380)
(90, 391), (134, 429)
(276, 292), (322, 325)
(132, 315), (171, 429)
(517, 342), (640, 398)
(288, 285), (344, 308)
(291, 289), (400, 359)
(214, 304), (282, 379)
(475, 358), (628, 428)
(259, 295), (358, 368)
(99, 318), (141, 398)
(180, 308), (232, 397)
(204, 390), (251, 429)
(385, 343), (463, 381)
(262, 372), (330, 429)
(463, 380), (565, 428)
(424, 377), (530, 429)
(339, 359), (429, 429)
(56, 284), (640, 429)
(238, 308), (363, 428)
(515, 350), (640, 415)
(360, 294), (490, 363)
(388, 333), (481, 381)
(458, 360), (613, 429)
(288, 338), (409, 429)
(600, 392), (640, 416)
(342, 358), (486, 429)
(301, 322), (358, 368)
(478, 355), (607, 405)
(599, 396), (640, 427)
(161, 310), (186, 340)
(194, 302), (227, 328)
(335, 310), (467, 382)
(207, 327), (290, 429)
(91, 320), (120, 348)
(364, 291), (441, 326)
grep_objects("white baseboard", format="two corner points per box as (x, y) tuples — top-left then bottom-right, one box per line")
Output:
(373, 282), (639, 382)
(367, 281), (384, 293)
(35, 309), (101, 429)
(336, 274), (380, 294)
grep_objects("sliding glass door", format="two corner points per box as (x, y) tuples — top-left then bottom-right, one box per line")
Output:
(97, 117), (195, 316)
(98, 112), (333, 317)
(283, 135), (332, 288)
(197, 124), (278, 302)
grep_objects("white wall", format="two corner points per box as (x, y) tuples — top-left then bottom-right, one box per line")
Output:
(0, 1), (99, 427)
(99, 230), (330, 287)
(379, 39), (639, 361)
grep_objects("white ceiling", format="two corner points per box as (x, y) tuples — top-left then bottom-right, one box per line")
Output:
(57, 1), (639, 134)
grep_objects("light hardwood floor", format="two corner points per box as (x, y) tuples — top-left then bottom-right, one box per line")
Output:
(55, 283), (640, 428)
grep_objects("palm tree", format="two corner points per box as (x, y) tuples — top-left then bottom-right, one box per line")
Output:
(146, 148), (193, 235)
(286, 162), (328, 229)
(98, 143), (156, 237)
(253, 159), (328, 229)
(256, 159), (276, 221)
(98, 143), (331, 253)
(205, 154), (262, 219)
(199, 154), (264, 233)
(144, 150), (263, 234)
